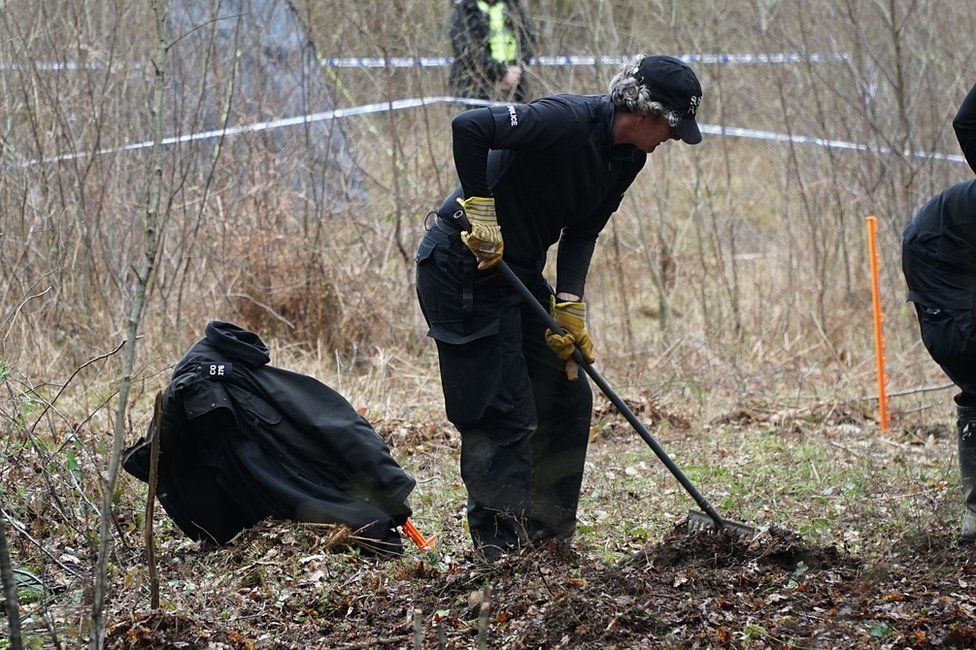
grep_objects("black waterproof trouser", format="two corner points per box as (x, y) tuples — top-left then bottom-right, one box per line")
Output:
(902, 238), (976, 408)
(909, 302), (976, 407)
(416, 217), (592, 554)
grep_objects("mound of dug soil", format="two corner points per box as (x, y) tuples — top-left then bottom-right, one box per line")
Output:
(398, 524), (973, 648)
(639, 521), (853, 573)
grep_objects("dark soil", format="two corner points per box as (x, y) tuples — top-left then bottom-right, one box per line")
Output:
(104, 520), (976, 649)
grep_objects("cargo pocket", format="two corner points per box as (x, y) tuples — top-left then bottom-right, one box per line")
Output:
(416, 229), (496, 343)
(416, 228), (514, 423)
(434, 326), (503, 425)
(919, 306), (965, 366)
(180, 377), (233, 421)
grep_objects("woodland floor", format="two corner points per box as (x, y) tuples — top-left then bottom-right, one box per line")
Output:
(101, 522), (975, 649)
(6, 391), (976, 649)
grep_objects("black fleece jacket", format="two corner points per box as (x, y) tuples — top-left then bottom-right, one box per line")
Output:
(903, 82), (976, 309)
(449, 94), (646, 298)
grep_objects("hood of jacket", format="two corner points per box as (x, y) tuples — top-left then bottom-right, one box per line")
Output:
(204, 320), (271, 367)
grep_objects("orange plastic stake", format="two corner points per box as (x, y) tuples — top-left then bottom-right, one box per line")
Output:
(402, 518), (435, 550)
(866, 216), (890, 431)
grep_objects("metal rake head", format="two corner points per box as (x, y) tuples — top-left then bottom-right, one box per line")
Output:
(687, 510), (758, 540)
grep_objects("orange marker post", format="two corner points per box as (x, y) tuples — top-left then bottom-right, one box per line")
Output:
(402, 518), (436, 551)
(866, 216), (890, 431)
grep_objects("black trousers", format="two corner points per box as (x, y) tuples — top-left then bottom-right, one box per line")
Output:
(416, 219), (592, 553)
(902, 238), (976, 407)
(910, 303), (976, 407)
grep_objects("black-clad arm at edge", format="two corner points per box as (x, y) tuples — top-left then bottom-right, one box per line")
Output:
(954, 81), (976, 174)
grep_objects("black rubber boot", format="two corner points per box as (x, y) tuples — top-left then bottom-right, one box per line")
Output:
(958, 405), (976, 545)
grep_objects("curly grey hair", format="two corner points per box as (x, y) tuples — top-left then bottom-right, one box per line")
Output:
(608, 55), (681, 127)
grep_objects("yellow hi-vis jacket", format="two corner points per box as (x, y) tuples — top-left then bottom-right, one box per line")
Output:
(476, 0), (518, 63)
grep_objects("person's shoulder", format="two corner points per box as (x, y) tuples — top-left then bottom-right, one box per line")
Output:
(942, 177), (976, 198)
(923, 178), (976, 215)
(529, 94), (605, 119)
(532, 93), (606, 114)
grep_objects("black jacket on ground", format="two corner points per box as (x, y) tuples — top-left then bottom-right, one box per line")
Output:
(123, 322), (415, 551)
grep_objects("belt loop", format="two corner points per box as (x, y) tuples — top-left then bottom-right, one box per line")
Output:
(432, 216), (462, 239)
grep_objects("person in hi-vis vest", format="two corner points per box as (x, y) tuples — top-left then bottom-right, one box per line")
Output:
(448, 0), (536, 102)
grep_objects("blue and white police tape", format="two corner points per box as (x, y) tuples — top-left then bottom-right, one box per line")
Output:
(2, 52), (850, 73)
(321, 52), (851, 68)
(7, 96), (965, 169)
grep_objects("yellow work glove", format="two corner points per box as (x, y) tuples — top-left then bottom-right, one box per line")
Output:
(457, 196), (503, 271)
(544, 297), (595, 381)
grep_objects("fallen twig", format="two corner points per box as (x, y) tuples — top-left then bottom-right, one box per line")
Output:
(870, 382), (955, 399)
(871, 486), (946, 501)
(0, 506), (83, 578)
(827, 440), (865, 459)
(337, 634), (410, 649)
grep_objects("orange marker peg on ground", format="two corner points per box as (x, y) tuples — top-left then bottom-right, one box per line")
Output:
(402, 518), (435, 550)
(866, 216), (890, 431)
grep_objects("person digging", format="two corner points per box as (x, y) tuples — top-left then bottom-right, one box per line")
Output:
(902, 79), (976, 544)
(416, 55), (703, 558)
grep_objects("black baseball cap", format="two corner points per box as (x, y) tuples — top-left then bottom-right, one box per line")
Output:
(635, 55), (703, 144)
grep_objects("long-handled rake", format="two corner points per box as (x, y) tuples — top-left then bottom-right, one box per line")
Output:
(491, 257), (757, 540)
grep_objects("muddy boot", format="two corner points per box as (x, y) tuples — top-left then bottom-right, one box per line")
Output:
(958, 405), (976, 545)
